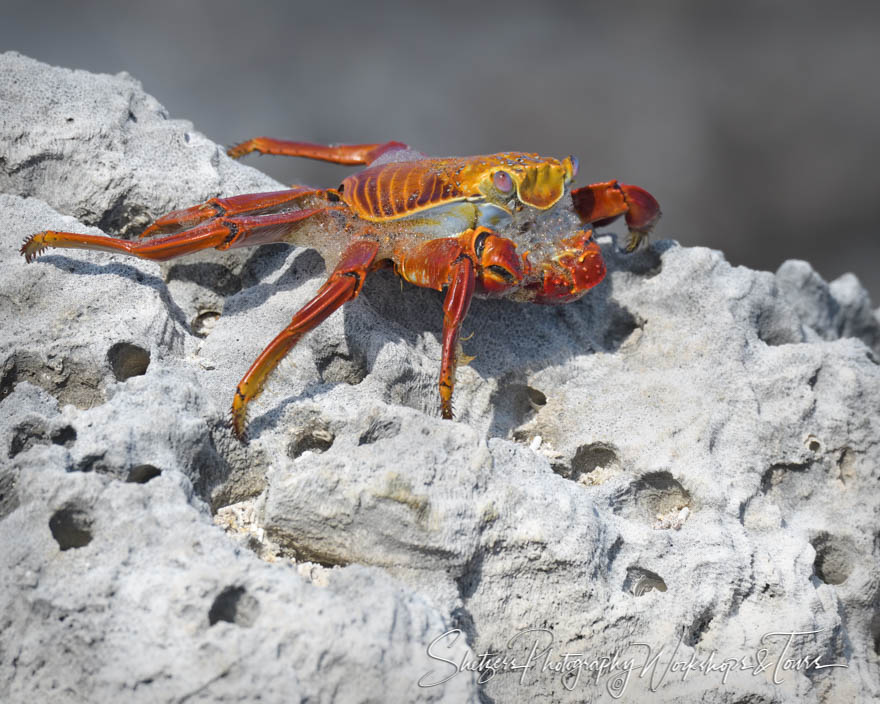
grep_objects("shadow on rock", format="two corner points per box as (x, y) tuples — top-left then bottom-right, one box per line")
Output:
(33, 254), (190, 331)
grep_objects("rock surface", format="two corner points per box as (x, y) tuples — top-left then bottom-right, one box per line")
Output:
(2, 52), (879, 703)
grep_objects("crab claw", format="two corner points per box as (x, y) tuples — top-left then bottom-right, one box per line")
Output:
(572, 181), (661, 252)
(473, 229), (524, 295)
(618, 184), (661, 251)
(525, 230), (606, 304)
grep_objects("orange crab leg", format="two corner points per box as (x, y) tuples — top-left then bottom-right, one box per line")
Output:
(140, 187), (326, 238)
(231, 238), (379, 438)
(20, 207), (339, 263)
(439, 256), (476, 420)
(227, 138), (408, 166)
(571, 180), (661, 251)
(395, 231), (505, 419)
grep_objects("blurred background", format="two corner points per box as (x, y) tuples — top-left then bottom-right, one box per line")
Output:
(3, 0), (879, 299)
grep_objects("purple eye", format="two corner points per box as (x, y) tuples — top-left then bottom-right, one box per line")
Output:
(493, 170), (514, 194)
(569, 155), (579, 179)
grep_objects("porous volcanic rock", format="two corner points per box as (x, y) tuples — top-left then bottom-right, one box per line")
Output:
(2, 52), (879, 703)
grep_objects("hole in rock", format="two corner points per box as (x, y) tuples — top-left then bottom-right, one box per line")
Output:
(805, 435), (822, 453)
(127, 464), (162, 484)
(623, 566), (667, 597)
(287, 427), (335, 459)
(191, 310), (221, 338)
(497, 383), (547, 432)
(602, 307), (643, 350)
(107, 343), (150, 381)
(755, 305), (802, 346)
(208, 586), (259, 627)
(568, 442), (620, 483)
(167, 262), (242, 296)
(314, 349), (367, 386)
(760, 461), (810, 493)
(2, 352), (105, 409)
(49, 506), (93, 550)
(811, 533), (855, 585)
(524, 386), (547, 409)
(613, 471), (692, 523)
(9, 418), (49, 458)
(50, 425), (77, 447)
(98, 199), (150, 238)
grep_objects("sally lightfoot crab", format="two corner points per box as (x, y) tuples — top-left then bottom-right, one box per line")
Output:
(20, 138), (660, 439)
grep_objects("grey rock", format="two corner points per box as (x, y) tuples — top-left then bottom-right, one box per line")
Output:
(0, 464), (477, 703)
(2, 52), (879, 703)
(0, 53), (477, 704)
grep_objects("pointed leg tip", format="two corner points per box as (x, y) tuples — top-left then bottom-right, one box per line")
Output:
(226, 142), (249, 159)
(624, 231), (645, 252)
(228, 409), (249, 443)
(20, 232), (48, 263)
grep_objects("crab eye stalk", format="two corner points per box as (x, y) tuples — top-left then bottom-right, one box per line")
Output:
(493, 170), (514, 194)
(563, 155), (579, 183)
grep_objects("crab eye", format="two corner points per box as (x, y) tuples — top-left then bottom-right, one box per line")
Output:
(493, 170), (514, 194)
(569, 155), (579, 179)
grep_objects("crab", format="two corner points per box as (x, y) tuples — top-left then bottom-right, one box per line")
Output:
(20, 137), (660, 439)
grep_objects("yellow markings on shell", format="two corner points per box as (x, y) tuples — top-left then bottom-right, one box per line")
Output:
(516, 161), (567, 209)
(341, 152), (571, 224)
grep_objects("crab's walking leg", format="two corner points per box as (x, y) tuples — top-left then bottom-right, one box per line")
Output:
(140, 187), (326, 238)
(395, 228), (519, 419)
(20, 208), (340, 263)
(227, 138), (408, 166)
(571, 180), (661, 251)
(439, 256), (476, 419)
(231, 238), (379, 439)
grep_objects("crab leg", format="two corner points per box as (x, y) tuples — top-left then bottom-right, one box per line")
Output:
(20, 208), (340, 263)
(571, 180), (661, 251)
(439, 256), (476, 419)
(231, 238), (379, 438)
(227, 138), (408, 166)
(140, 187), (326, 238)
(395, 229), (520, 419)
